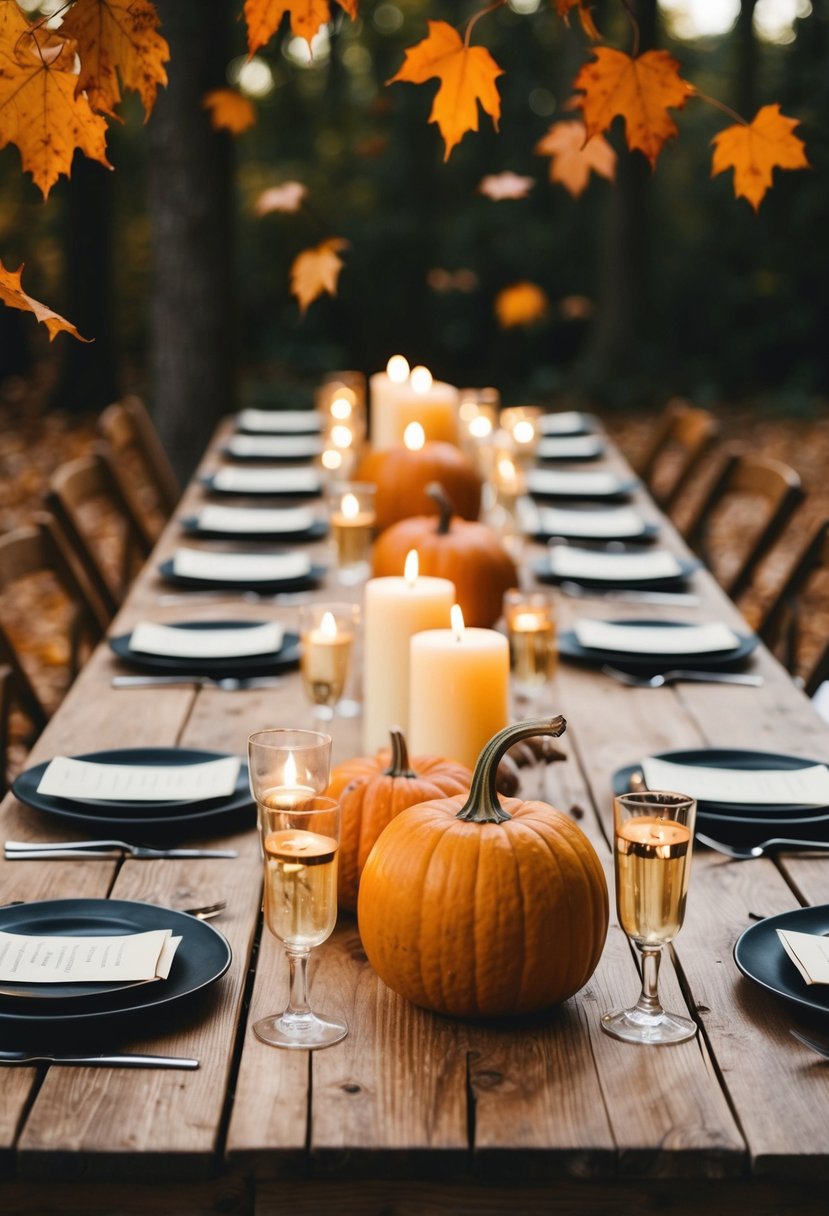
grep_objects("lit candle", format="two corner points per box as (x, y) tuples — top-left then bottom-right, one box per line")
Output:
(329, 483), (376, 574)
(396, 365), (460, 446)
(503, 590), (556, 687)
(300, 606), (355, 712)
(262, 752), (317, 811)
(409, 605), (509, 769)
(369, 355), (411, 449)
(362, 549), (455, 752)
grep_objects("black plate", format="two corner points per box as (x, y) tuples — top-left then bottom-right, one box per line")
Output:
(534, 554), (699, 590)
(0, 900), (231, 1023)
(201, 473), (322, 500)
(537, 412), (598, 437)
(236, 412), (322, 435)
(219, 444), (322, 465)
(158, 558), (326, 593)
(12, 747), (253, 836)
(536, 439), (606, 463)
(180, 515), (328, 544)
(527, 473), (638, 502)
(558, 620), (759, 672)
(734, 905), (829, 1017)
(526, 516), (660, 545)
(109, 621), (301, 678)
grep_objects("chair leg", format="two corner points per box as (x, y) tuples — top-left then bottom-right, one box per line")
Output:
(0, 664), (11, 800)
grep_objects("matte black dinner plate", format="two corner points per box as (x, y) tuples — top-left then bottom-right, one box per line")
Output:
(201, 473), (322, 500)
(536, 438), (607, 463)
(533, 554), (699, 590)
(158, 558), (326, 593)
(527, 473), (639, 502)
(236, 412), (322, 435)
(558, 619), (759, 672)
(219, 443), (322, 465)
(12, 747), (253, 834)
(180, 515), (328, 544)
(109, 621), (301, 678)
(526, 515), (660, 544)
(0, 900), (231, 1022)
(537, 412), (598, 437)
(734, 905), (829, 1017)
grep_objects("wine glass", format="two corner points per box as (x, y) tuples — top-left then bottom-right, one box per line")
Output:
(601, 790), (697, 1045)
(298, 602), (359, 726)
(247, 727), (332, 844)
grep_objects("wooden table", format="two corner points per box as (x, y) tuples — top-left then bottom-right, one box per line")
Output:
(2, 419), (829, 1216)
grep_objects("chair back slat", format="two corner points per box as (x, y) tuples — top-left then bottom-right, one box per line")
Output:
(637, 399), (720, 511)
(99, 396), (180, 518)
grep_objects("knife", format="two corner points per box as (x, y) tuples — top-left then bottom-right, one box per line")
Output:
(5, 840), (238, 860)
(0, 1050), (199, 1069)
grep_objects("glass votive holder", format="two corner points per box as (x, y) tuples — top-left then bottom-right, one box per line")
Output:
(503, 589), (557, 689)
(317, 371), (367, 423)
(500, 406), (541, 470)
(298, 602), (359, 725)
(327, 481), (376, 583)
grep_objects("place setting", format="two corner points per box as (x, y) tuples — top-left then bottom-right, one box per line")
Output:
(536, 410), (599, 437)
(533, 541), (700, 591)
(557, 617), (761, 677)
(525, 466), (639, 502)
(220, 432), (324, 463)
(234, 407), (325, 435)
(200, 465), (324, 500)
(536, 434), (606, 462)
(157, 546), (327, 594)
(108, 618), (301, 680)
(179, 505), (328, 544)
(517, 499), (660, 544)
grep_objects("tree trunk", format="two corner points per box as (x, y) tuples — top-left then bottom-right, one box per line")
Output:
(736, 0), (759, 117)
(147, 0), (236, 482)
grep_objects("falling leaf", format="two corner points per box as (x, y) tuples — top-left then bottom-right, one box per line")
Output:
(535, 119), (616, 197)
(427, 267), (478, 293)
(0, 259), (89, 341)
(244, 0), (356, 54)
(478, 171), (534, 200)
(255, 181), (307, 215)
(388, 20), (503, 161)
(574, 47), (693, 168)
(291, 237), (348, 314)
(495, 282), (549, 329)
(203, 87), (257, 134)
(554, 0), (600, 41)
(711, 104), (809, 211)
(61, 0), (169, 121)
(0, 23), (111, 198)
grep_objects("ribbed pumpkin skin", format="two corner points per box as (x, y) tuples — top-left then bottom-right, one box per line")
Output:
(357, 795), (609, 1017)
(372, 515), (518, 627)
(356, 444), (482, 532)
(328, 751), (471, 912)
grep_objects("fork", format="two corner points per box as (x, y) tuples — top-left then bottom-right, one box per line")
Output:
(601, 665), (764, 689)
(790, 1029), (829, 1059)
(111, 675), (286, 691)
(696, 833), (829, 860)
(4, 839), (238, 860)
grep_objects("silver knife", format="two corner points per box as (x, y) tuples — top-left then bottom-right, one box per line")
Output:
(111, 675), (286, 689)
(5, 839), (238, 859)
(0, 1050), (199, 1069)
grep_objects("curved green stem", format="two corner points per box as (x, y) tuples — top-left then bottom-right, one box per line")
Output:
(456, 716), (566, 823)
(426, 482), (454, 535)
(382, 727), (418, 778)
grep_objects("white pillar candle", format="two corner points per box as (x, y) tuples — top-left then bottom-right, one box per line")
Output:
(409, 606), (509, 770)
(369, 355), (411, 450)
(370, 359), (460, 449)
(362, 551), (455, 753)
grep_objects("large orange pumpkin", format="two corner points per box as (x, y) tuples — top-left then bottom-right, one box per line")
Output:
(328, 727), (471, 911)
(372, 483), (518, 627)
(357, 717), (609, 1018)
(357, 442), (482, 532)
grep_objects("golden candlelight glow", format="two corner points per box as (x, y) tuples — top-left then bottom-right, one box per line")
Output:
(513, 419), (535, 445)
(341, 492), (360, 520)
(459, 400), (479, 423)
(330, 396), (353, 420)
(451, 603), (465, 642)
(331, 424), (353, 449)
(497, 455), (517, 483)
(404, 549), (419, 586)
(322, 448), (343, 470)
(410, 365), (433, 395)
(284, 751), (298, 787)
(469, 414), (493, 439)
(319, 611), (338, 640)
(387, 355), (410, 383)
(403, 421), (426, 451)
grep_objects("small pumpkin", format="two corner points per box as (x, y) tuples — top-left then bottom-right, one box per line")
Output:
(357, 716), (608, 1019)
(357, 442), (482, 532)
(327, 727), (471, 911)
(372, 483), (519, 627)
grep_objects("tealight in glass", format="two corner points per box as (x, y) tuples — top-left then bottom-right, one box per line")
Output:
(327, 482), (376, 583)
(299, 602), (359, 724)
(500, 406), (541, 470)
(503, 589), (557, 689)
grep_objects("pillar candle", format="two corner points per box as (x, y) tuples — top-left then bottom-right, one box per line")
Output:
(370, 361), (460, 449)
(369, 355), (412, 449)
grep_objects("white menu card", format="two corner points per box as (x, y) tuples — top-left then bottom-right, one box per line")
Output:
(236, 408), (324, 433)
(574, 619), (739, 655)
(527, 470), (627, 497)
(521, 503), (648, 539)
(212, 467), (321, 495)
(641, 757), (829, 807)
(538, 411), (590, 435)
(37, 755), (241, 802)
(537, 436), (604, 461)
(0, 929), (180, 985)
(171, 548), (311, 583)
(548, 547), (682, 582)
(129, 621), (284, 659)
(226, 434), (322, 460)
(195, 505), (315, 534)
(777, 929), (829, 985)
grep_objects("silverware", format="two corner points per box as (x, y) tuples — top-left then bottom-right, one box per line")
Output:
(155, 591), (312, 607)
(111, 675), (286, 691)
(602, 665), (764, 689)
(696, 833), (829, 860)
(0, 1050), (199, 1069)
(5, 839), (238, 860)
(790, 1029), (829, 1060)
(0, 898), (226, 918)
(559, 580), (701, 607)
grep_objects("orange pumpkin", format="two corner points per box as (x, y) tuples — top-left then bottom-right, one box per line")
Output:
(357, 717), (609, 1018)
(328, 727), (471, 911)
(372, 483), (518, 627)
(357, 442), (482, 532)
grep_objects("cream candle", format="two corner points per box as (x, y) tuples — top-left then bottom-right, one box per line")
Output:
(362, 550), (455, 753)
(409, 605), (509, 770)
(369, 355), (411, 449)
(395, 366), (460, 446)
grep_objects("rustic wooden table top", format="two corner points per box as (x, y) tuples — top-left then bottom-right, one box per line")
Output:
(1, 416), (828, 1216)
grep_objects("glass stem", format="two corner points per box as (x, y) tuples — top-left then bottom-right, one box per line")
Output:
(284, 949), (312, 1024)
(634, 945), (664, 1018)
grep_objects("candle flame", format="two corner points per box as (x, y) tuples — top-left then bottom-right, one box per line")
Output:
(469, 415), (493, 439)
(404, 421), (426, 451)
(330, 396), (353, 420)
(498, 455), (517, 481)
(284, 751), (298, 788)
(387, 355), (410, 383)
(410, 365), (433, 395)
(513, 419), (535, 445)
(459, 400), (479, 423)
(331, 424), (353, 449)
(341, 492), (360, 520)
(320, 611), (338, 640)
(322, 448), (343, 470)
(451, 603), (465, 641)
(404, 549), (419, 586)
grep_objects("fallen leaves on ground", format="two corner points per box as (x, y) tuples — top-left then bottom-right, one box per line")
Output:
(203, 87), (257, 134)
(535, 119), (616, 197)
(0, 260), (88, 342)
(711, 104), (809, 210)
(494, 282), (549, 328)
(290, 237), (348, 313)
(61, 0), (169, 120)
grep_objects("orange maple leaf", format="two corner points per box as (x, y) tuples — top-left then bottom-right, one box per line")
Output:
(203, 88), (257, 134)
(574, 47), (693, 168)
(0, 259), (88, 341)
(535, 119), (616, 197)
(244, 0), (357, 54)
(60, 0), (169, 121)
(291, 238), (348, 314)
(711, 103), (809, 211)
(554, 0), (599, 41)
(0, 22), (110, 199)
(495, 282), (549, 329)
(388, 21), (503, 161)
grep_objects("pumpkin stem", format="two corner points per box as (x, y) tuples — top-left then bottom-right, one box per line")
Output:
(426, 482), (454, 535)
(382, 726), (418, 778)
(456, 716), (567, 823)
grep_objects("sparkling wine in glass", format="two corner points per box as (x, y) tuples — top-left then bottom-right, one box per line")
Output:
(601, 790), (697, 1045)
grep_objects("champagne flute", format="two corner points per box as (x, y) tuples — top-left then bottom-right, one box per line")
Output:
(298, 602), (358, 726)
(247, 727), (332, 848)
(601, 790), (697, 1045)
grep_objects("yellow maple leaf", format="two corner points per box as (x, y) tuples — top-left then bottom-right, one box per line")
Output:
(388, 20), (503, 161)
(0, 258), (88, 341)
(495, 282), (549, 329)
(0, 23), (110, 199)
(535, 119), (616, 197)
(574, 47), (693, 168)
(554, 0), (600, 41)
(711, 104), (809, 211)
(244, 0), (356, 54)
(61, 0), (169, 120)
(291, 237), (348, 314)
(203, 88), (257, 134)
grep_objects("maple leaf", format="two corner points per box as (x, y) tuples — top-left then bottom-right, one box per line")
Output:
(388, 21), (503, 162)
(60, 0), (169, 121)
(255, 181), (307, 215)
(574, 47), (693, 168)
(711, 104), (809, 211)
(0, 259), (88, 341)
(0, 22), (110, 198)
(203, 88), (257, 134)
(495, 282), (549, 329)
(244, 0), (357, 54)
(535, 119), (616, 197)
(291, 238), (348, 314)
(554, 0), (600, 41)
(478, 171), (534, 200)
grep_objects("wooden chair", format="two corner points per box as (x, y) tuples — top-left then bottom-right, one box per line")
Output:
(682, 448), (804, 600)
(46, 450), (155, 618)
(637, 398), (720, 511)
(98, 395), (180, 521)
(759, 518), (829, 694)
